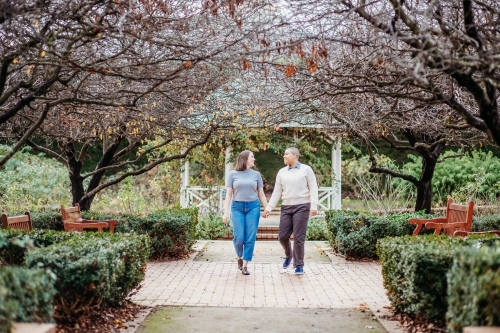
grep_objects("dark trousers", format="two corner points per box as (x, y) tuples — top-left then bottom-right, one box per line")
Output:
(279, 203), (310, 267)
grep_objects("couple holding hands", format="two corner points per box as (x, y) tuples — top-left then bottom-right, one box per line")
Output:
(222, 147), (319, 276)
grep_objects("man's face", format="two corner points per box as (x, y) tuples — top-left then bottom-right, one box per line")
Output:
(283, 150), (296, 165)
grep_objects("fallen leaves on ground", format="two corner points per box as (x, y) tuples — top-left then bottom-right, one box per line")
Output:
(381, 307), (446, 333)
(56, 301), (145, 333)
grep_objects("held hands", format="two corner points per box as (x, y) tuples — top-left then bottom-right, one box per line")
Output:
(261, 210), (270, 218)
(310, 210), (318, 217)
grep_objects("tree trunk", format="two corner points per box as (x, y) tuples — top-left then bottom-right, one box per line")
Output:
(412, 146), (445, 213)
(66, 143), (86, 207)
(72, 137), (125, 211)
(400, 130), (446, 213)
(414, 179), (433, 213)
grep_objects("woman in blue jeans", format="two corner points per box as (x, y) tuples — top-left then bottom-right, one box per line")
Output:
(223, 150), (268, 275)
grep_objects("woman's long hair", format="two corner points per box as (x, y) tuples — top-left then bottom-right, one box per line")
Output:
(234, 150), (252, 171)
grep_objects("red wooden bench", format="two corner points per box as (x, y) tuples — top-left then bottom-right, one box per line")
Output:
(409, 199), (474, 236)
(1, 212), (33, 231)
(61, 203), (118, 233)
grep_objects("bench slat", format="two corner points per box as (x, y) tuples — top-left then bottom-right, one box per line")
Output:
(449, 204), (470, 211)
(5, 215), (30, 223)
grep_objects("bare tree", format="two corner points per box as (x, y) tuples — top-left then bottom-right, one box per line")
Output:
(0, 0), (295, 209)
(245, 35), (486, 211)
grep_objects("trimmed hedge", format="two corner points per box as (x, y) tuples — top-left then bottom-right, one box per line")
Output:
(82, 208), (198, 259)
(472, 213), (500, 232)
(3, 207), (198, 259)
(0, 267), (56, 333)
(447, 242), (500, 333)
(0, 229), (77, 266)
(25, 232), (150, 320)
(31, 211), (65, 231)
(325, 210), (433, 259)
(377, 234), (499, 323)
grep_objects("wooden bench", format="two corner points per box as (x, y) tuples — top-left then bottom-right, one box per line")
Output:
(61, 203), (118, 233)
(409, 199), (474, 236)
(1, 212), (33, 231)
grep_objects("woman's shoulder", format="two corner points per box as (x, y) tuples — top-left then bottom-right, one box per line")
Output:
(249, 169), (262, 176)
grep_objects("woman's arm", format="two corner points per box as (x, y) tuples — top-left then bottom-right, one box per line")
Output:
(222, 187), (233, 224)
(257, 187), (268, 209)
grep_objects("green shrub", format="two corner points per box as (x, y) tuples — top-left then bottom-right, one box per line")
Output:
(472, 214), (500, 232)
(0, 146), (71, 212)
(377, 234), (499, 323)
(195, 212), (229, 240)
(306, 217), (328, 241)
(447, 242), (500, 333)
(401, 150), (500, 204)
(0, 229), (76, 266)
(0, 267), (57, 333)
(103, 208), (197, 259)
(2, 207), (197, 260)
(25, 233), (149, 320)
(31, 211), (64, 231)
(325, 210), (432, 259)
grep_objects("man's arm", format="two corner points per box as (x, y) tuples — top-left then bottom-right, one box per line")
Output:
(307, 167), (319, 215)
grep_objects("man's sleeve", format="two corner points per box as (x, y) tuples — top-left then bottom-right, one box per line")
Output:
(265, 170), (282, 211)
(307, 167), (319, 211)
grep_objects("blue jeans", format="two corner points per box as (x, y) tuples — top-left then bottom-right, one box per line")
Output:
(231, 200), (261, 261)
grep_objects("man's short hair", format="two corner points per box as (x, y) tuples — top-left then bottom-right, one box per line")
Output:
(286, 147), (300, 157)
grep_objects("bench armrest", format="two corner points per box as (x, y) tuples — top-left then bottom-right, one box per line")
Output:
(426, 222), (466, 229)
(408, 217), (447, 225)
(81, 219), (119, 233)
(409, 217), (447, 236)
(63, 221), (109, 232)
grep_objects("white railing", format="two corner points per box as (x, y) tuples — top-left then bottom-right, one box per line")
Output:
(181, 186), (340, 212)
(180, 186), (225, 213)
(317, 186), (339, 211)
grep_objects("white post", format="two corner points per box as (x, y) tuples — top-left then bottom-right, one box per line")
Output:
(224, 146), (233, 183)
(180, 159), (190, 208)
(223, 146), (233, 212)
(332, 140), (342, 210)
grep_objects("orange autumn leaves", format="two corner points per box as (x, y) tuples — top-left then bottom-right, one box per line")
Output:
(239, 42), (328, 77)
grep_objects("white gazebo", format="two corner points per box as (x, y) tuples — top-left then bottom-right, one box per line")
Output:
(180, 127), (342, 213)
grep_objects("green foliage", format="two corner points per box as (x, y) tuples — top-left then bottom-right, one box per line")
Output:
(2, 208), (197, 260)
(31, 211), (65, 231)
(377, 234), (499, 323)
(25, 233), (149, 320)
(447, 242), (500, 333)
(325, 210), (432, 259)
(0, 267), (57, 332)
(195, 212), (229, 240)
(0, 146), (71, 211)
(472, 213), (500, 231)
(0, 229), (35, 266)
(93, 208), (198, 259)
(402, 150), (500, 205)
(306, 217), (328, 241)
(91, 174), (171, 214)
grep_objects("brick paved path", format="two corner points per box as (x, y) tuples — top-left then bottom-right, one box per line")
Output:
(131, 241), (390, 310)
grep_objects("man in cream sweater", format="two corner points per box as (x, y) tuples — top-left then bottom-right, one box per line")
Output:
(262, 147), (319, 275)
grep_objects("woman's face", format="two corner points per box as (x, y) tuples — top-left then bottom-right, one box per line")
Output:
(246, 152), (255, 168)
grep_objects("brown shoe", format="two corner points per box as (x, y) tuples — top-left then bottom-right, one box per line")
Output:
(237, 258), (243, 270)
(242, 267), (250, 275)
